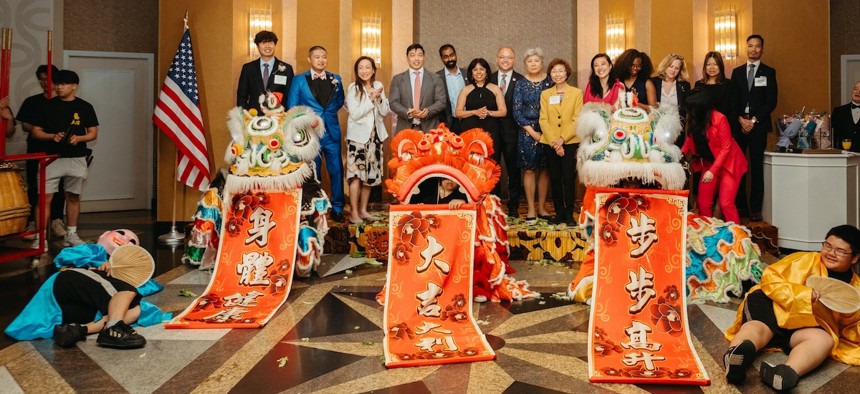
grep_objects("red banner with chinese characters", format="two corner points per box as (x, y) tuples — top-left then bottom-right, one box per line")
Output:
(166, 189), (301, 329)
(383, 204), (495, 368)
(588, 188), (710, 385)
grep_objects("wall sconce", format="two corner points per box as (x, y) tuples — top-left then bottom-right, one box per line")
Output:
(605, 16), (625, 60)
(361, 15), (382, 67)
(714, 7), (737, 60)
(249, 4), (273, 59)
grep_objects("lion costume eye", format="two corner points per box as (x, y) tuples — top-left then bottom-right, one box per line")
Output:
(611, 127), (627, 143)
(290, 129), (309, 147)
(249, 116), (278, 136)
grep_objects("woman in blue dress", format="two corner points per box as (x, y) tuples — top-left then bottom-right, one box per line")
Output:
(513, 48), (553, 222)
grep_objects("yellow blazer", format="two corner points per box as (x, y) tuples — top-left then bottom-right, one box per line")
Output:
(725, 252), (860, 365)
(538, 83), (583, 145)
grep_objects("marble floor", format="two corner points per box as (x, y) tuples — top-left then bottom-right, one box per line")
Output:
(0, 211), (858, 393)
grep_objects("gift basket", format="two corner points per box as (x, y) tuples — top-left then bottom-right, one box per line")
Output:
(776, 109), (831, 152)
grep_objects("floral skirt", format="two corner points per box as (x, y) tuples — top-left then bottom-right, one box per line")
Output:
(346, 132), (384, 186)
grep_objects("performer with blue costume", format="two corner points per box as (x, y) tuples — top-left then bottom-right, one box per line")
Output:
(5, 230), (171, 349)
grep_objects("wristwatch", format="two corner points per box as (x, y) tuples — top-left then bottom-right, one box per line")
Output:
(751, 116), (759, 124)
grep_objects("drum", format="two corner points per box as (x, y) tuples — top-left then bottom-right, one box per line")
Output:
(0, 165), (30, 237)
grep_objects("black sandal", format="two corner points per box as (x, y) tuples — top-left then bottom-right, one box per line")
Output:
(759, 362), (799, 391)
(724, 339), (756, 384)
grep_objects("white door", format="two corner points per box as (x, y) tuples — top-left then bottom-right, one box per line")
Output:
(64, 52), (154, 212)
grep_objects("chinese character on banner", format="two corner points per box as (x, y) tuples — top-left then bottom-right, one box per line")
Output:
(245, 207), (277, 247)
(417, 235), (451, 274)
(238, 251), (274, 286)
(416, 282), (443, 317)
(626, 265), (656, 314)
(621, 320), (662, 351)
(223, 290), (266, 307)
(626, 212), (657, 257)
(205, 307), (249, 323)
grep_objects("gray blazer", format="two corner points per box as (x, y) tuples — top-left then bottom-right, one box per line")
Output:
(389, 69), (447, 132)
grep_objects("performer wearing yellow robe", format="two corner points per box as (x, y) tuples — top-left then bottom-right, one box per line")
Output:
(723, 225), (860, 391)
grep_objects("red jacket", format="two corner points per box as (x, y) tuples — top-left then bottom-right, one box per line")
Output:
(682, 111), (748, 177)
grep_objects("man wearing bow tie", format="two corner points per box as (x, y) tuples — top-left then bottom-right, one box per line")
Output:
(288, 46), (346, 222)
(832, 80), (860, 153)
(731, 34), (778, 222)
(237, 30), (294, 112)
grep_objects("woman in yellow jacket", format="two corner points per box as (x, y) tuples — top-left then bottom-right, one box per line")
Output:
(538, 58), (582, 225)
(723, 224), (860, 391)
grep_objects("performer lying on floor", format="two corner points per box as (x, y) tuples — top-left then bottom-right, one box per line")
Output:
(5, 230), (169, 349)
(51, 259), (146, 349)
(723, 224), (860, 391)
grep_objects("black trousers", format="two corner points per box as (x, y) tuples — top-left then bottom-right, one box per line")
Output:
(733, 127), (767, 214)
(492, 121), (522, 208)
(544, 143), (577, 219)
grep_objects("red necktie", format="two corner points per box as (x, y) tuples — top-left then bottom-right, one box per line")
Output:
(413, 70), (421, 109)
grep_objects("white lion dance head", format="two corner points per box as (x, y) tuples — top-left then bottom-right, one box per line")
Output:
(576, 103), (685, 190)
(224, 92), (325, 193)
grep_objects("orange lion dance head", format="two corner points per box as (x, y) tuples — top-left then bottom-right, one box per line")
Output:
(385, 125), (501, 203)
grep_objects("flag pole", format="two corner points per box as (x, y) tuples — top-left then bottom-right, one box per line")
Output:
(157, 12), (191, 246)
(158, 153), (185, 245)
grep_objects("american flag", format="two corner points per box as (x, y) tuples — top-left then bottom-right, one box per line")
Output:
(153, 28), (210, 191)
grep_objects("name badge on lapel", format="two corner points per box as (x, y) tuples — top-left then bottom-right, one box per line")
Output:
(754, 76), (767, 87)
(549, 95), (563, 105)
(274, 75), (288, 85)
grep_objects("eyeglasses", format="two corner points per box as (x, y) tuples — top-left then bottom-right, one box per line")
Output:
(821, 242), (853, 257)
(669, 53), (685, 61)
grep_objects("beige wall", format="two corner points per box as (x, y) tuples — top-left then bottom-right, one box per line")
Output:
(650, 0), (692, 73)
(417, 0), (577, 77)
(64, 0), (158, 53)
(831, 0), (859, 109)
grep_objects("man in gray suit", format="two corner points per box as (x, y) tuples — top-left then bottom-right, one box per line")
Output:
(436, 44), (467, 133)
(389, 44), (447, 132)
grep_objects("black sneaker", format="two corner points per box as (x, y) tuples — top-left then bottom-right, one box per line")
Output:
(96, 321), (146, 349)
(724, 339), (756, 384)
(53, 323), (88, 348)
(760, 362), (799, 391)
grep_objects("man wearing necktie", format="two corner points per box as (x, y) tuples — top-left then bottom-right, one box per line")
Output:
(730, 34), (778, 222)
(236, 31), (294, 112)
(288, 46), (346, 222)
(389, 44), (447, 133)
(490, 47), (525, 216)
(831, 80), (860, 153)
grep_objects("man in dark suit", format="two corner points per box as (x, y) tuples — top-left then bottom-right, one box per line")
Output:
(287, 46), (346, 222)
(730, 34), (777, 222)
(490, 47), (524, 216)
(389, 44), (447, 133)
(436, 44), (467, 133)
(236, 31), (294, 112)
(831, 80), (860, 153)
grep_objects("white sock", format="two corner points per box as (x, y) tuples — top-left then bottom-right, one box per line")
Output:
(67, 226), (77, 234)
(107, 319), (120, 328)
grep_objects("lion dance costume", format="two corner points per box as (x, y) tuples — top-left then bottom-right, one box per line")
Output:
(381, 125), (539, 302)
(568, 103), (764, 304)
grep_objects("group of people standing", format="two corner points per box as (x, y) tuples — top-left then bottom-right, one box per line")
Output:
(235, 31), (784, 227)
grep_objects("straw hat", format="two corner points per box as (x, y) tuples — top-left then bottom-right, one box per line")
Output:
(806, 276), (860, 314)
(108, 244), (155, 288)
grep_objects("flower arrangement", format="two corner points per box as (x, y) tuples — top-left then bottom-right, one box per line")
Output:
(776, 109), (831, 151)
